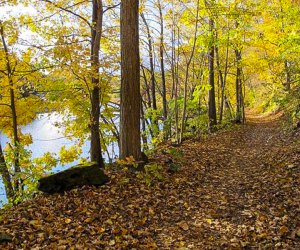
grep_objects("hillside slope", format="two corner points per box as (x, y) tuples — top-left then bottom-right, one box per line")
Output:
(0, 115), (299, 249)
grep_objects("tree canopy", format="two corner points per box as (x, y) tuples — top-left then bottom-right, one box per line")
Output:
(0, 0), (299, 203)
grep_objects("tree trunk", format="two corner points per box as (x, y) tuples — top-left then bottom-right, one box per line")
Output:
(157, 0), (168, 139)
(90, 0), (104, 167)
(284, 60), (291, 91)
(141, 65), (152, 109)
(120, 0), (142, 160)
(0, 141), (14, 202)
(140, 13), (157, 111)
(170, 6), (177, 141)
(217, 34), (229, 123)
(171, 25), (176, 100)
(174, 26), (180, 144)
(140, 13), (158, 135)
(141, 99), (148, 151)
(208, 18), (217, 129)
(0, 22), (22, 191)
(179, 0), (199, 143)
(235, 49), (243, 123)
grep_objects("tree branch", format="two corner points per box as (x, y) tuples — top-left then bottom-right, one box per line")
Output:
(103, 3), (121, 13)
(41, 0), (91, 28)
(0, 103), (11, 108)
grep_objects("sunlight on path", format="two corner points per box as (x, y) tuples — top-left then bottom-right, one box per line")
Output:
(246, 110), (285, 124)
(0, 115), (299, 249)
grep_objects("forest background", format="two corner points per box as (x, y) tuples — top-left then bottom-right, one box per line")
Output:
(0, 0), (299, 205)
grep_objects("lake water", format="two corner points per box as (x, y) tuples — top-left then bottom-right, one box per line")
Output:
(0, 113), (119, 205)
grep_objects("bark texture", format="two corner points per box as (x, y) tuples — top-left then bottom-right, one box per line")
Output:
(90, 0), (104, 167)
(208, 18), (217, 128)
(120, 0), (142, 160)
(0, 142), (14, 201)
(235, 49), (244, 123)
(158, 0), (167, 124)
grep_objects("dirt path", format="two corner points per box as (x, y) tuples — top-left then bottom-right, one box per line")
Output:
(1, 116), (299, 249)
(175, 116), (300, 249)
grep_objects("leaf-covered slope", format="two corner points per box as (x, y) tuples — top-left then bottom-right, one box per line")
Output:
(0, 116), (299, 249)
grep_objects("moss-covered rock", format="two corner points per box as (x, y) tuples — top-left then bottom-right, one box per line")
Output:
(38, 163), (109, 194)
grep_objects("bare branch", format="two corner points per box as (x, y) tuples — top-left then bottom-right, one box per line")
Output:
(0, 103), (11, 108)
(103, 3), (121, 13)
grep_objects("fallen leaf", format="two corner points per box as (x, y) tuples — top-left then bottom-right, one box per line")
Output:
(29, 220), (41, 229)
(109, 239), (115, 246)
(279, 226), (289, 236)
(65, 218), (72, 224)
(206, 218), (212, 225)
(178, 221), (189, 231)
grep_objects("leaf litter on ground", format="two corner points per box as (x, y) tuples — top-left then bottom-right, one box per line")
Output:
(0, 115), (299, 249)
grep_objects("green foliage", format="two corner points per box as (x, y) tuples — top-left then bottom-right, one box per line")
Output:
(3, 139), (58, 200)
(59, 145), (82, 165)
(281, 86), (300, 127)
(168, 92), (209, 140)
(213, 120), (233, 131)
(164, 147), (184, 173)
(167, 162), (181, 173)
(144, 108), (161, 134)
(116, 156), (139, 168)
(1, 0), (300, 206)
(136, 163), (164, 186)
(167, 147), (183, 158)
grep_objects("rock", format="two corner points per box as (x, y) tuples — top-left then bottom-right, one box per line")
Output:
(38, 163), (109, 194)
(0, 232), (13, 243)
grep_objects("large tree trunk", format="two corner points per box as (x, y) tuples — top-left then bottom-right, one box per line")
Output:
(90, 0), (104, 167)
(120, 0), (142, 160)
(208, 18), (217, 129)
(0, 142), (14, 201)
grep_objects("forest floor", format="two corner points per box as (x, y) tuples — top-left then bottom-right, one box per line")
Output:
(0, 113), (300, 249)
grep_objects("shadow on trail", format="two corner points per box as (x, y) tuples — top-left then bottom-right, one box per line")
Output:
(0, 113), (299, 249)
(176, 113), (300, 249)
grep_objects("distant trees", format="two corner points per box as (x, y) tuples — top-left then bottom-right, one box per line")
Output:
(0, 18), (46, 201)
(0, 0), (300, 204)
(33, 0), (122, 167)
(0, 22), (22, 190)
